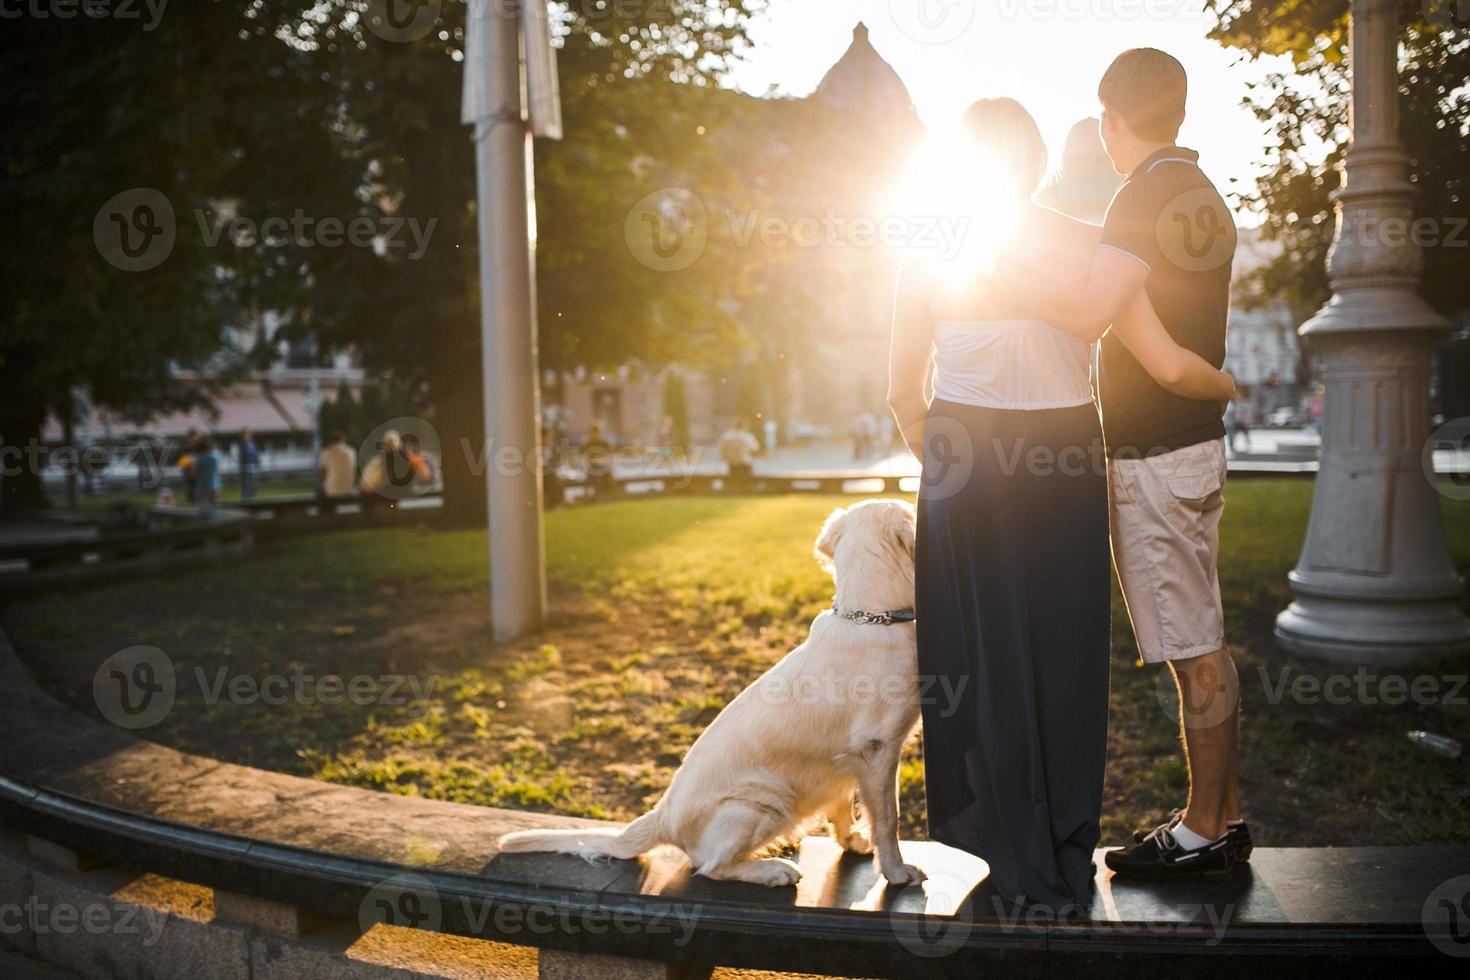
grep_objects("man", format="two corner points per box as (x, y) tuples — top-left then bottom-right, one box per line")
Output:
(318, 431), (357, 498)
(1015, 48), (1249, 877)
(717, 418), (760, 490)
(237, 429), (260, 500)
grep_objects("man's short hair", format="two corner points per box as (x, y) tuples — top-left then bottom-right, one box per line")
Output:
(1099, 48), (1186, 143)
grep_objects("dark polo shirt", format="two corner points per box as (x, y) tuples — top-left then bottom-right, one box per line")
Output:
(1097, 146), (1235, 457)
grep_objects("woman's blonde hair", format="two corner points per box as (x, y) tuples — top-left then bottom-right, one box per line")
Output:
(958, 98), (1048, 200)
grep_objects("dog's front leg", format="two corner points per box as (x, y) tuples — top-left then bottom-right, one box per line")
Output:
(856, 745), (925, 885)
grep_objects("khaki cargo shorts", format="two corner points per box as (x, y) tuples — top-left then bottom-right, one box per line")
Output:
(1108, 439), (1226, 664)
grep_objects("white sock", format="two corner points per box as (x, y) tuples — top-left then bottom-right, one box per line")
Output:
(1170, 822), (1221, 850)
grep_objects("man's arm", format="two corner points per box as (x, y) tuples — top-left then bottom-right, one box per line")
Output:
(1016, 247), (1150, 344)
(1111, 290), (1236, 402)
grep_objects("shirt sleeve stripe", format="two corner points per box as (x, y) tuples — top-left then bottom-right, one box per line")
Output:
(1096, 243), (1152, 273)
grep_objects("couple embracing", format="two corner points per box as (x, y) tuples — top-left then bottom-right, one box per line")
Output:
(889, 48), (1248, 912)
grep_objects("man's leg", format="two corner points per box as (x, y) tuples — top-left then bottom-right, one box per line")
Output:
(1170, 648), (1240, 840)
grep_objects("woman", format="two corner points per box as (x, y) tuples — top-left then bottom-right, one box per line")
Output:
(887, 98), (1234, 912)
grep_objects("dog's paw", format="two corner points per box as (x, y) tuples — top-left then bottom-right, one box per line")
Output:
(881, 862), (927, 886)
(754, 858), (803, 887)
(841, 829), (873, 854)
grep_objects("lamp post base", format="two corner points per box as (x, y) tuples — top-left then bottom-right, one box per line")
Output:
(1275, 594), (1470, 667)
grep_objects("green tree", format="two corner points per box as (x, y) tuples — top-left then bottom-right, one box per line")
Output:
(0, 2), (376, 512)
(1207, 1), (1469, 317)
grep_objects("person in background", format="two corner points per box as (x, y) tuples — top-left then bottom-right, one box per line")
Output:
(1230, 396), (1252, 455)
(541, 425), (564, 509)
(1223, 398), (1240, 457)
(237, 429), (260, 501)
(178, 427), (200, 503)
(319, 431), (357, 498)
(849, 413), (870, 460)
(193, 438), (220, 505)
(1308, 385), (1325, 438)
(717, 418), (761, 490)
(583, 421), (614, 499)
(359, 430), (402, 496)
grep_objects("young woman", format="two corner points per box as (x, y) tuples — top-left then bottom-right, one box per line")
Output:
(887, 98), (1234, 912)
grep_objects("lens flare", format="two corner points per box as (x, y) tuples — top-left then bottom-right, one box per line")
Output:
(886, 128), (1023, 283)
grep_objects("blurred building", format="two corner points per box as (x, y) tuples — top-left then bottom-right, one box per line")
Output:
(1225, 226), (1308, 420)
(551, 22), (923, 447)
(42, 310), (363, 467)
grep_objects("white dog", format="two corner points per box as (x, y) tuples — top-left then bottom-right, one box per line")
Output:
(497, 499), (926, 887)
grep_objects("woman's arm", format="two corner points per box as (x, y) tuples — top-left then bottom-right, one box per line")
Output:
(1111, 290), (1236, 402)
(887, 260), (935, 463)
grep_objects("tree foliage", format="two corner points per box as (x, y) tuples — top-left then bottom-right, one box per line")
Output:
(1206, 1), (1469, 318)
(1, 0), (761, 513)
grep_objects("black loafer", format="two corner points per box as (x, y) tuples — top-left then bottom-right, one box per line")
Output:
(1106, 825), (1235, 878)
(1133, 811), (1253, 863)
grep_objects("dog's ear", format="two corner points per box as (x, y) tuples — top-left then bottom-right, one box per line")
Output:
(814, 506), (847, 569)
(888, 503), (916, 561)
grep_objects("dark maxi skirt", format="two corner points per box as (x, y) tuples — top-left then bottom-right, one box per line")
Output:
(915, 399), (1111, 912)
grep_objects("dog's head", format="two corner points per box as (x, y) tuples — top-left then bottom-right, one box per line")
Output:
(815, 499), (916, 607)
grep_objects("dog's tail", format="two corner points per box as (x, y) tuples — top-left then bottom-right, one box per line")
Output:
(497, 810), (661, 862)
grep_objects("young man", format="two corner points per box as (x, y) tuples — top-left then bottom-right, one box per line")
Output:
(1017, 48), (1249, 876)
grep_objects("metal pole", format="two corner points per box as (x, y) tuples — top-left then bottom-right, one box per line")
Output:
(471, 3), (547, 641)
(1274, 0), (1469, 663)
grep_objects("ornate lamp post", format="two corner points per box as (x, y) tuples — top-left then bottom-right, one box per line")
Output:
(1275, 0), (1470, 664)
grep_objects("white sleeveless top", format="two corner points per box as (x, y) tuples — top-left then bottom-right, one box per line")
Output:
(931, 319), (1094, 410)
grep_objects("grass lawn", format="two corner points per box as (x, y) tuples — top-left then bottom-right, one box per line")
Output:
(4, 481), (1468, 847)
